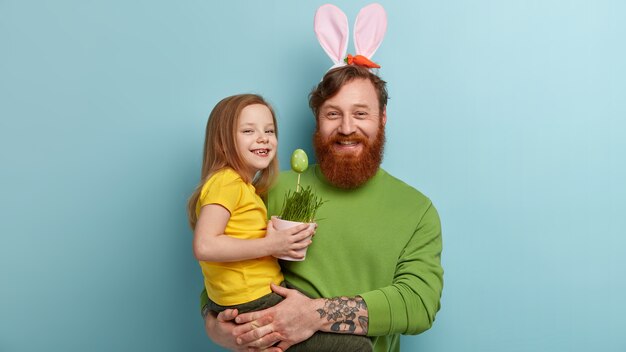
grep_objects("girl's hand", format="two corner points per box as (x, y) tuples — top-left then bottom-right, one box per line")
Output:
(265, 217), (314, 260)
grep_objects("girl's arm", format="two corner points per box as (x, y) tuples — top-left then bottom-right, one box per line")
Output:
(193, 204), (312, 262)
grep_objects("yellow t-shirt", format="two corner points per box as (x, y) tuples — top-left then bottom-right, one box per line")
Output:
(196, 168), (284, 306)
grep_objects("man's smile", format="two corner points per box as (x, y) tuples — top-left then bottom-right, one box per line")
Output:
(331, 136), (368, 154)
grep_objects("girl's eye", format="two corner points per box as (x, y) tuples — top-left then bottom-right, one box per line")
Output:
(242, 129), (254, 134)
(265, 129), (275, 135)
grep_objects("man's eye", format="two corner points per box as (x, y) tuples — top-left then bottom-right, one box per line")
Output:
(354, 111), (368, 119)
(326, 112), (340, 119)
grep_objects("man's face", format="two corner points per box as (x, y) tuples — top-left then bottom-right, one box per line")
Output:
(313, 78), (386, 189)
(317, 78), (386, 152)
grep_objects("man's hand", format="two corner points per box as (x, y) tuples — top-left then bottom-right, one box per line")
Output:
(205, 308), (282, 352)
(233, 283), (323, 351)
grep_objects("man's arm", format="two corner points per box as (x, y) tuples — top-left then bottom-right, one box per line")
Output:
(360, 203), (443, 335)
(233, 284), (369, 351)
(234, 202), (443, 347)
(315, 294), (369, 335)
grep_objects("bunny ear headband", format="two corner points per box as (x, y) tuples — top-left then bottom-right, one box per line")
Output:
(314, 3), (387, 71)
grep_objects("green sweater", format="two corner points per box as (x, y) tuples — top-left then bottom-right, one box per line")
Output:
(268, 166), (443, 352)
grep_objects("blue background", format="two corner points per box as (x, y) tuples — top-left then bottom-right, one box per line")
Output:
(1, 1), (625, 351)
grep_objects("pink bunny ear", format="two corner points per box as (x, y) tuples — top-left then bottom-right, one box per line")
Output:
(314, 4), (349, 66)
(353, 3), (387, 59)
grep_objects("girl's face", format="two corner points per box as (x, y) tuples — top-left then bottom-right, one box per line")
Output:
(236, 104), (277, 179)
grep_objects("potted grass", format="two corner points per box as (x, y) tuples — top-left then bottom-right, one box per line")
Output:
(273, 149), (324, 261)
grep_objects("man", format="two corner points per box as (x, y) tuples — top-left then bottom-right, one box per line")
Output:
(202, 65), (443, 352)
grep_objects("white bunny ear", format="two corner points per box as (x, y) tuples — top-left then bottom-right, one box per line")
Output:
(314, 4), (349, 67)
(353, 3), (387, 59)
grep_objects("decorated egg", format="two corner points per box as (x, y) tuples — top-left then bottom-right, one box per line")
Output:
(290, 149), (308, 173)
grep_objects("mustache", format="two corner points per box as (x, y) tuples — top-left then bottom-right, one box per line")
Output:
(328, 133), (369, 145)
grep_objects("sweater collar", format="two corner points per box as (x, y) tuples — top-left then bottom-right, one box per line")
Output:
(313, 164), (385, 191)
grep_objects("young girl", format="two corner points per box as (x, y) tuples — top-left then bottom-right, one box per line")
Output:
(188, 93), (312, 312)
(188, 94), (372, 351)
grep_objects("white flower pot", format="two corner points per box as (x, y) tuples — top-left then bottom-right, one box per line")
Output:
(272, 217), (314, 261)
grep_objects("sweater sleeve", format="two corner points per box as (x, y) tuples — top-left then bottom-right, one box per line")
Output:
(359, 203), (444, 336)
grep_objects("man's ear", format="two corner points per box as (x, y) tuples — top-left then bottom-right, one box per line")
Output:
(381, 106), (387, 126)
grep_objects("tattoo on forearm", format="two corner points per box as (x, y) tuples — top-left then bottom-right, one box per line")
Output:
(316, 296), (369, 334)
(359, 316), (369, 333)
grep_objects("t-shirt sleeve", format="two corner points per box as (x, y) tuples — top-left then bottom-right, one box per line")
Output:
(198, 171), (242, 214)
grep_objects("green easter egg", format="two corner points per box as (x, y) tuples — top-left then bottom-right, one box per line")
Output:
(291, 149), (308, 173)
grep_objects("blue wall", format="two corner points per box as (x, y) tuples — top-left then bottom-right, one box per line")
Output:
(1, 1), (624, 351)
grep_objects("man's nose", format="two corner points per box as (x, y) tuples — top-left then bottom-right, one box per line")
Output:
(338, 116), (356, 135)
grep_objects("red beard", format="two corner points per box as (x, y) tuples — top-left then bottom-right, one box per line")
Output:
(313, 124), (385, 189)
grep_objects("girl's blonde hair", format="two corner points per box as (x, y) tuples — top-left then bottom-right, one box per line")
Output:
(187, 94), (279, 228)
